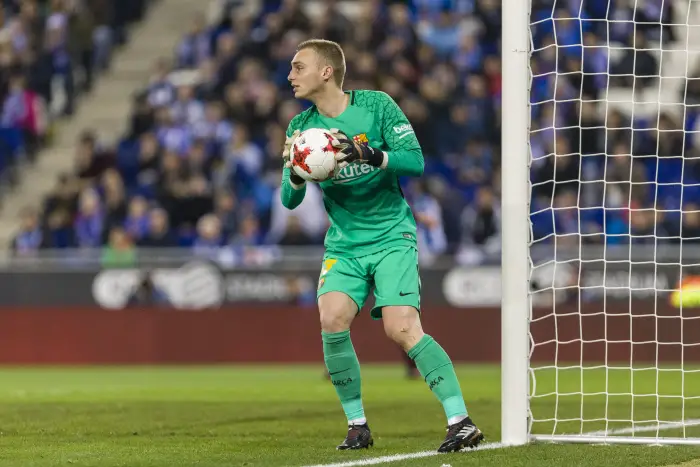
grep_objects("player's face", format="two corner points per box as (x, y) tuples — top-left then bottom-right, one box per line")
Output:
(288, 49), (326, 99)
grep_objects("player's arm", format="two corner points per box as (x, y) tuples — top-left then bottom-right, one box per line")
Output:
(281, 166), (306, 210)
(280, 121), (306, 210)
(376, 92), (424, 177)
(333, 92), (424, 177)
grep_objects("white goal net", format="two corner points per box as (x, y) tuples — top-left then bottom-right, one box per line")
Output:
(524, 0), (700, 445)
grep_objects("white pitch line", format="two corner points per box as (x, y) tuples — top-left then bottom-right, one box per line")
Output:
(303, 419), (700, 467)
(301, 442), (507, 467)
(588, 419), (700, 436)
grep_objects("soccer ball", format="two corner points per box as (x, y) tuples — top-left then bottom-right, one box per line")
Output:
(290, 128), (339, 182)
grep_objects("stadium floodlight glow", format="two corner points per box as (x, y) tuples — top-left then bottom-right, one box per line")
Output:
(502, 0), (700, 447)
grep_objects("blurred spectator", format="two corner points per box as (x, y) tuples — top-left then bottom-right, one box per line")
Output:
(194, 213), (224, 255)
(2, 73), (45, 159)
(532, 136), (580, 203)
(419, 10), (461, 58)
(11, 206), (42, 254)
(456, 185), (500, 265)
(627, 207), (667, 245)
(101, 226), (136, 268)
(212, 189), (239, 238)
(268, 181), (325, 244)
(124, 195), (150, 241)
(43, 172), (78, 217)
(101, 168), (127, 239)
(44, 208), (76, 249)
(139, 207), (177, 247)
(74, 130), (114, 183)
(612, 30), (658, 92)
(176, 14), (211, 70)
(681, 203), (700, 244)
(410, 180), (447, 265)
(74, 187), (103, 248)
(278, 215), (313, 246)
(230, 214), (262, 247)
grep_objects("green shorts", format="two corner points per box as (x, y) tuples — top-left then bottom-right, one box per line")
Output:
(316, 245), (421, 319)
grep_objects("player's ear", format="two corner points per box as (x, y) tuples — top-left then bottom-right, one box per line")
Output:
(322, 65), (333, 82)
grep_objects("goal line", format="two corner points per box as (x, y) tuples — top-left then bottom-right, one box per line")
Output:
(302, 419), (700, 467)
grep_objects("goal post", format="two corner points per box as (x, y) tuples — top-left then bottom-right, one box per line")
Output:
(501, 0), (700, 447)
(500, 0), (531, 447)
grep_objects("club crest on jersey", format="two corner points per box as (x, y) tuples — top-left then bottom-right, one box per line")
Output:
(353, 133), (369, 146)
(321, 259), (337, 276)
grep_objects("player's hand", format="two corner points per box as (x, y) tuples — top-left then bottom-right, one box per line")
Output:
(329, 128), (384, 169)
(282, 129), (306, 185)
(282, 129), (301, 169)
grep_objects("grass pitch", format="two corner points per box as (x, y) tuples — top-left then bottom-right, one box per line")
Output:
(0, 365), (699, 466)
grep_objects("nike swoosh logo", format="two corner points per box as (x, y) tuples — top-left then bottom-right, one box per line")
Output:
(329, 368), (351, 375)
(399, 291), (414, 296)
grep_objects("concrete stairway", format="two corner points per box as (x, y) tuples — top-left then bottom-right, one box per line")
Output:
(0, 0), (208, 248)
(601, 0), (700, 120)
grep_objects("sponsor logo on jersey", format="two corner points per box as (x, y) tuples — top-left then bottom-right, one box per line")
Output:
(393, 123), (414, 138)
(333, 164), (378, 184)
(393, 124), (412, 133)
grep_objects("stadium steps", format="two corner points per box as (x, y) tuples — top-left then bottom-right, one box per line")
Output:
(604, 0), (700, 121)
(0, 0), (209, 249)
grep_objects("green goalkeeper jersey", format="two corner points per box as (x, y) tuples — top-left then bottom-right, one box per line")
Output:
(280, 90), (424, 257)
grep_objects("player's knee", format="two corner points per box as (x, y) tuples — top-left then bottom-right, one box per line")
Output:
(319, 309), (351, 333)
(318, 293), (356, 333)
(383, 306), (424, 351)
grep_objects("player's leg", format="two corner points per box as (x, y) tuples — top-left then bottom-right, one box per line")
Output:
(401, 345), (420, 379)
(317, 256), (373, 450)
(371, 246), (484, 452)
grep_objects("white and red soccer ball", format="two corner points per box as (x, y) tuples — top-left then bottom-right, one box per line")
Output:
(291, 128), (339, 182)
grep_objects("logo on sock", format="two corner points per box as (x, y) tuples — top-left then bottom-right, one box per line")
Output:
(332, 377), (353, 387)
(428, 376), (444, 391)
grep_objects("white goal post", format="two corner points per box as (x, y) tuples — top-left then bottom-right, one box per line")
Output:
(501, 0), (700, 446)
(500, 0), (531, 447)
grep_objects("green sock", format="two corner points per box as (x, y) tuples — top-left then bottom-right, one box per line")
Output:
(408, 334), (468, 424)
(322, 330), (365, 424)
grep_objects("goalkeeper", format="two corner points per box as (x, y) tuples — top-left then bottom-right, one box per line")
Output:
(280, 39), (483, 453)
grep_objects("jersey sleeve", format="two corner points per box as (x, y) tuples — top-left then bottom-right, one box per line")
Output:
(378, 92), (424, 177)
(280, 115), (306, 210)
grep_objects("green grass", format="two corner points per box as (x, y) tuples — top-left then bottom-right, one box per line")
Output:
(0, 365), (698, 466)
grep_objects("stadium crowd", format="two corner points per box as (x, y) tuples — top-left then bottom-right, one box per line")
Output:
(0, 0), (150, 181)
(7, 0), (696, 266)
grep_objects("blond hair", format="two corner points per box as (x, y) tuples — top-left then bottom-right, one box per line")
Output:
(297, 39), (346, 87)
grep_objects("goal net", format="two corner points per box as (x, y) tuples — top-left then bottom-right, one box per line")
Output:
(504, 0), (700, 446)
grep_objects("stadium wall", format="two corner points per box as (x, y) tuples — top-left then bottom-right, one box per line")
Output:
(0, 303), (696, 364)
